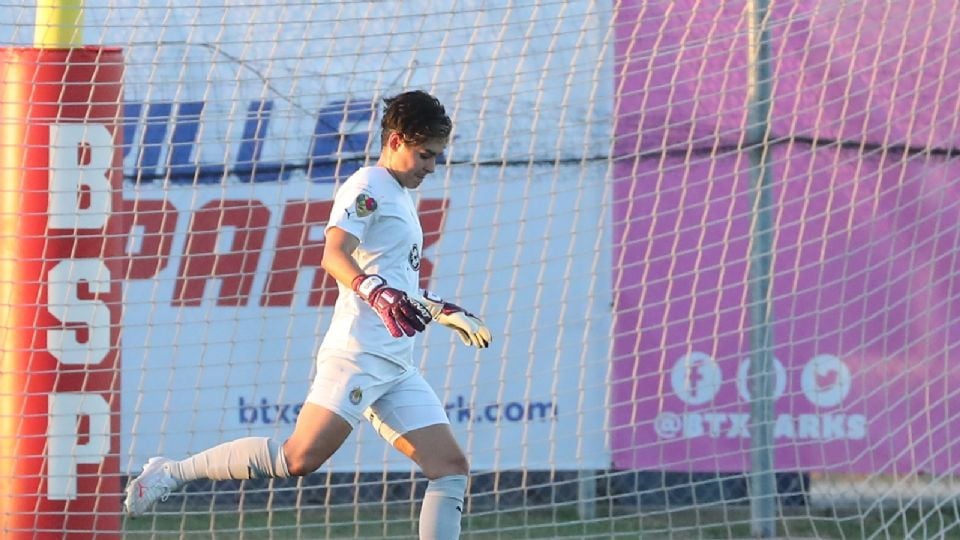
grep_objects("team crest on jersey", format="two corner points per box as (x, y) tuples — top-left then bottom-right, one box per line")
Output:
(355, 194), (378, 217)
(409, 244), (421, 271)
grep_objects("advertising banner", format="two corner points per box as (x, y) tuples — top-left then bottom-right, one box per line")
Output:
(119, 113), (612, 472)
(612, 0), (960, 473)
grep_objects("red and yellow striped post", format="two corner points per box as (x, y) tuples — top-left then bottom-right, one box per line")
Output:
(0, 2), (123, 537)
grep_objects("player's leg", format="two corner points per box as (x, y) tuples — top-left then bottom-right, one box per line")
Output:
(175, 402), (355, 481)
(281, 402), (352, 475)
(366, 374), (468, 540)
(398, 424), (469, 540)
(122, 409), (347, 516)
(125, 351), (390, 516)
(124, 404), (353, 517)
(392, 423), (469, 479)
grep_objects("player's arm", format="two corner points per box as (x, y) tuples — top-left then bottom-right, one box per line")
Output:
(411, 290), (493, 349)
(321, 226), (431, 338)
(320, 226), (364, 286)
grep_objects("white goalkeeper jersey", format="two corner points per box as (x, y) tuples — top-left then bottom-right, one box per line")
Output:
(319, 166), (424, 368)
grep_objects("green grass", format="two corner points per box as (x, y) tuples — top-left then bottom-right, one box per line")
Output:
(123, 503), (960, 539)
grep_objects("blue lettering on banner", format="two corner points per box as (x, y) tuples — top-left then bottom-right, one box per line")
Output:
(121, 99), (373, 184)
(444, 395), (559, 424)
(237, 396), (558, 426)
(238, 397), (304, 425)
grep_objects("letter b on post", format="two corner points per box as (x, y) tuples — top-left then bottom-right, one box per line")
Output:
(48, 123), (113, 230)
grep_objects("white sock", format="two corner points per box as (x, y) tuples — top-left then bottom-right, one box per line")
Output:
(419, 474), (467, 540)
(171, 437), (290, 482)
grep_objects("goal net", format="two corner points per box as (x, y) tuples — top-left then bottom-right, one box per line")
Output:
(0, 0), (958, 538)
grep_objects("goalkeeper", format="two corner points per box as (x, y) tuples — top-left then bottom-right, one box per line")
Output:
(124, 90), (491, 540)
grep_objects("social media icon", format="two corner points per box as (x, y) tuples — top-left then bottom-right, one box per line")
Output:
(801, 354), (851, 408)
(670, 351), (722, 405)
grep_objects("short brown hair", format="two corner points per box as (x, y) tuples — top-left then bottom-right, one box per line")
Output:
(380, 90), (452, 147)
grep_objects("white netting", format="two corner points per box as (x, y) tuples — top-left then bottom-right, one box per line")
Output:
(0, 1), (958, 538)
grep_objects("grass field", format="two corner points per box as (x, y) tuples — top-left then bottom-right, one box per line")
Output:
(123, 504), (960, 539)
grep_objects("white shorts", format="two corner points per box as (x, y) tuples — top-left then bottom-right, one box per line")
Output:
(305, 351), (449, 443)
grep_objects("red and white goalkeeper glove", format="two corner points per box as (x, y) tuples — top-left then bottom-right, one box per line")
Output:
(352, 274), (432, 338)
(412, 290), (493, 348)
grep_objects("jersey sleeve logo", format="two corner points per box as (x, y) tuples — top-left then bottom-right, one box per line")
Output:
(355, 193), (378, 217)
(408, 244), (421, 271)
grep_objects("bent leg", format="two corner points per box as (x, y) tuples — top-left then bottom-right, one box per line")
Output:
(397, 424), (469, 540)
(366, 372), (469, 539)
(393, 422), (469, 479)
(127, 411), (346, 515)
(172, 403), (352, 481)
(282, 402), (353, 476)
(174, 436), (290, 481)
(126, 352), (384, 515)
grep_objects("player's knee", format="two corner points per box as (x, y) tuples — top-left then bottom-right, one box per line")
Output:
(449, 454), (470, 477)
(284, 454), (321, 477)
(422, 452), (469, 480)
(282, 444), (325, 477)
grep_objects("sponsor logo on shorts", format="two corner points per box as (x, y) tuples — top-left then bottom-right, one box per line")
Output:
(349, 386), (363, 405)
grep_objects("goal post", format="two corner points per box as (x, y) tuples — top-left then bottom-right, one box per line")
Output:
(0, 2), (125, 538)
(1, 1), (959, 538)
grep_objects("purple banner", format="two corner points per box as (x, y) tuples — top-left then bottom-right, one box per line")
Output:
(612, 1), (960, 474)
(614, 0), (960, 153)
(612, 148), (960, 473)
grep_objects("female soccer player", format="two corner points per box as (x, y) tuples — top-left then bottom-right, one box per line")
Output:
(124, 90), (492, 540)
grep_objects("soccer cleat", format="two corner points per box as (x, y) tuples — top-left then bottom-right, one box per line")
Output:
(124, 457), (182, 516)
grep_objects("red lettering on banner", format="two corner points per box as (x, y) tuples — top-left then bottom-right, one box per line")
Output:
(118, 198), (447, 306)
(118, 198), (177, 279)
(173, 200), (270, 306)
(418, 198), (448, 291)
(260, 201), (337, 307)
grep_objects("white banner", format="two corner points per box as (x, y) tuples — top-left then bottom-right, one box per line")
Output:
(121, 164), (611, 472)
(15, 0), (621, 475)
